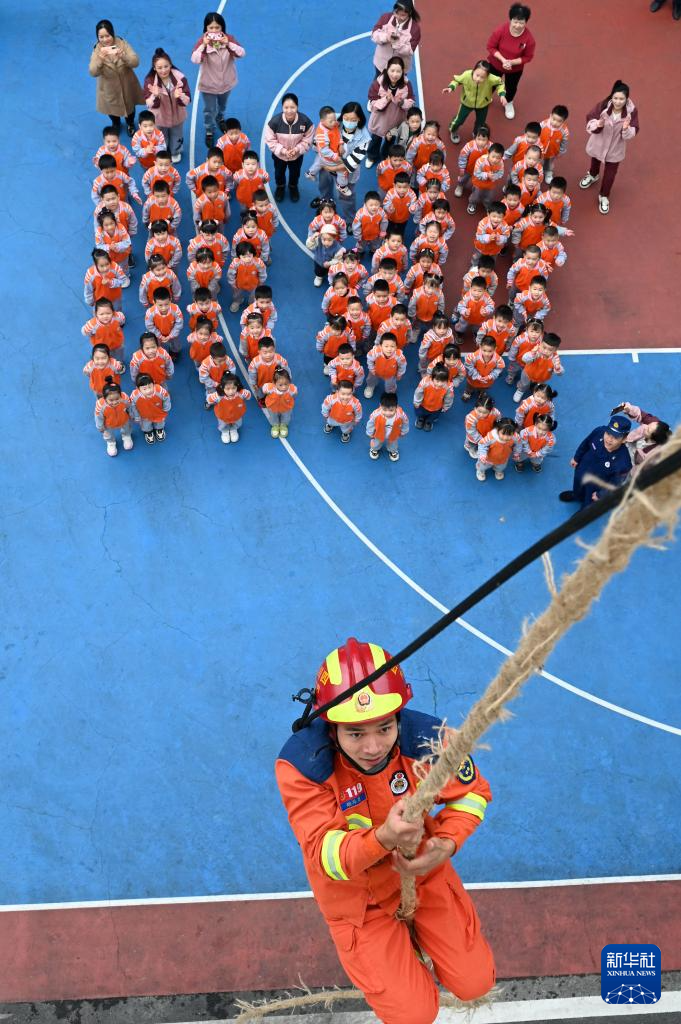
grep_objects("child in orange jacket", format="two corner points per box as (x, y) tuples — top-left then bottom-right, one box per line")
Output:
(185, 147), (232, 201)
(317, 316), (351, 369)
(138, 254), (181, 307)
(206, 371), (251, 444)
(365, 332), (407, 397)
(321, 379), (363, 442)
(187, 219), (228, 267)
(187, 288), (222, 331)
(146, 219), (183, 268)
(539, 105), (569, 183)
(418, 313), (453, 373)
(328, 344), (365, 392)
(376, 144), (412, 196)
(129, 374), (172, 444)
(93, 123), (136, 172)
(408, 274), (445, 342)
(514, 382), (557, 429)
(194, 176), (230, 227)
(84, 248), (129, 310)
(404, 249), (442, 295)
(322, 274), (356, 318)
(539, 225), (568, 271)
(366, 392), (409, 461)
(94, 379), (133, 457)
(462, 256), (498, 299)
(95, 209), (132, 273)
(233, 151), (270, 208)
(327, 250), (368, 292)
(413, 364), (454, 431)
(187, 248), (222, 298)
(263, 368), (297, 438)
(476, 417), (520, 481)
(505, 317), (544, 385)
(252, 189), (279, 240)
(503, 120), (541, 166)
(371, 230), (408, 274)
(366, 280), (397, 335)
(416, 149), (451, 193)
(130, 332), (174, 388)
(455, 125), (490, 196)
(468, 144), (505, 215)
(142, 150), (181, 196)
(82, 298), (126, 359)
(240, 285), (278, 332)
(476, 304), (516, 356)
(352, 191), (388, 253)
(91, 154), (142, 206)
(83, 344), (125, 397)
(513, 331), (564, 402)
(144, 286), (184, 354)
(227, 241), (267, 311)
(189, 317), (223, 367)
(453, 277), (494, 337)
(506, 247), (550, 301)
(473, 201), (510, 260)
(405, 119), (446, 170)
(199, 342), (236, 403)
(376, 303), (413, 351)
(232, 211), (271, 264)
(132, 110), (165, 169)
(515, 413), (557, 473)
(464, 392), (500, 458)
(217, 117), (251, 172)
(382, 172), (418, 234)
(239, 313), (274, 364)
(428, 342), (465, 388)
(248, 339), (289, 402)
(409, 221), (448, 266)
(345, 295), (372, 352)
(142, 181), (182, 233)
(512, 275), (551, 328)
(462, 335), (504, 401)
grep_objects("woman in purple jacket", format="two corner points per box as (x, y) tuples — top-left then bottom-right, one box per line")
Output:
(191, 11), (245, 149)
(143, 49), (191, 163)
(371, 1), (421, 76)
(579, 80), (639, 215)
(366, 57), (415, 166)
(265, 93), (314, 203)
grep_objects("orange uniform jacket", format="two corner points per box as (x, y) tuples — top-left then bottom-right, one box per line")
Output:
(234, 169), (269, 207)
(263, 382), (297, 412)
(276, 710), (491, 926)
(189, 330), (222, 364)
(217, 131), (251, 172)
(209, 390), (250, 424)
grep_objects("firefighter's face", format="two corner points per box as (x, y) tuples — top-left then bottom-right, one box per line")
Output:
(336, 718), (398, 770)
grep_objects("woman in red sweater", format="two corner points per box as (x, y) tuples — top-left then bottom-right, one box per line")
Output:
(486, 4), (535, 121)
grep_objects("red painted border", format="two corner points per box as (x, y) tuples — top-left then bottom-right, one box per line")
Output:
(1, 881), (679, 1002)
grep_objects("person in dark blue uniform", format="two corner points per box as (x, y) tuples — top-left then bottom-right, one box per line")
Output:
(559, 415), (632, 508)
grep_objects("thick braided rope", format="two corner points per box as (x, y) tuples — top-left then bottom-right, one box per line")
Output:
(396, 429), (681, 918)
(236, 985), (495, 1019)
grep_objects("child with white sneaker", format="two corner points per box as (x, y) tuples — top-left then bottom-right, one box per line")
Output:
(129, 374), (171, 445)
(476, 417), (520, 481)
(366, 392), (409, 461)
(322, 380), (363, 442)
(206, 371), (250, 444)
(94, 378), (134, 457)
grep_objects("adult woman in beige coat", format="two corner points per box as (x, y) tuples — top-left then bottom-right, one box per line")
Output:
(89, 19), (145, 135)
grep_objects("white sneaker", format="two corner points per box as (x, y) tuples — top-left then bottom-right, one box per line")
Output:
(598, 195), (610, 215)
(229, 301), (240, 312)
(323, 364), (331, 375)
(513, 389), (524, 403)
(122, 433), (134, 450)
(454, 184), (464, 197)
(544, 170), (553, 185)
(504, 102), (515, 119)
(313, 275), (324, 287)
(579, 172), (599, 190)
(171, 153), (182, 164)
(494, 470), (505, 480)
(364, 385), (375, 398)
(476, 467), (486, 481)
(465, 443), (478, 459)
(221, 430), (231, 444)
(121, 278), (130, 288)
(229, 427), (239, 442)
(365, 157), (376, 169)
(106, 440), (118, 457)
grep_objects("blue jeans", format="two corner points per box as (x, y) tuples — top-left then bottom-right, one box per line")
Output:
(318, 169), (358, 224)
(161, 124), (184, 157)
(202, 90), (231, 134)
(414, 405), (439, 425)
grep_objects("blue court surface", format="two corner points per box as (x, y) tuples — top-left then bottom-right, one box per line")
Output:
(1, 0), (680, 911)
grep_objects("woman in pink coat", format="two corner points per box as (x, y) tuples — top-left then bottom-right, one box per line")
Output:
(191, 11), (245, 148)
(143, 49), (192, 163)
(579, 80), (639, 215)
(371, 0), (421, 76)
(366, 57), (415, 166)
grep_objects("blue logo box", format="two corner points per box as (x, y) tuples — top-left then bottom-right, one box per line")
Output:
(601, 944), (661, 1005)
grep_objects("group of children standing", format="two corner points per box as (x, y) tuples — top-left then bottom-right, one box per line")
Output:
(301, 94), (573, 475)
(82, 30), (572, 477)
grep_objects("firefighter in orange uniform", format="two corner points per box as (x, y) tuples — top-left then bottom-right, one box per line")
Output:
(275, 638), (495, 1024)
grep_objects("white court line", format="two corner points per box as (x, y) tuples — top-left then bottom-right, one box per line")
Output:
(4, 872), (680, 912)
(188, 29), (681, 740)
(164, 992), (681, 1024)
(258, 31), (373, 260)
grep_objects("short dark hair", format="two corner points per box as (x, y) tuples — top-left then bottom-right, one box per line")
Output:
(210, 342), (227, 359)
(471, 276), (487, 290)
(477, 255), (496, 271)
(495, 304), (513, 320)
(552, 104), (569, 120)
(489, 143), (505, 157)
(525, 121), (541, 135)
(550, 176), (567, 192)
(98, 154), (117, 171)
(223, 117), (241, 131)
(393, 171), (411, 185)
(509, 4), (531, 21)
(379, 392), (398, 409)
(153, 287), (171, 302)
(489, 201), (506, 216)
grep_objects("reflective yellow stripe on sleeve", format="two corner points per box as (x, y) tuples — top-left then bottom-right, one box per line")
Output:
(445, 792), (487, 821)
(346, 812), (373, 831)
(321, 829), (350, 881)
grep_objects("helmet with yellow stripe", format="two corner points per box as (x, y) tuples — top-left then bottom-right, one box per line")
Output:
(314, 638), (412, 724)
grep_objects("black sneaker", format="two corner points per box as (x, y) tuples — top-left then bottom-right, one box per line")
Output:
(144, 431), (155, 444)
(423, 421), (434, 432)
(310, 196), (322, 210)
(128, 253), (136, 269)
(218, 117), (228, 134)
(340, 432), (351, 443)
(530, 462), (542, 473)
(274, 186), (285, 202)
(514, 461), (525, 473)
(415, 417), (425, 429)
(324, 423), (333, 434)
(125, 121), (135, 138)
(154, 427), (166, 442)
(559, 490), (576, 502)
(205, 132), (214, 149)
(289, 185), (300, 202)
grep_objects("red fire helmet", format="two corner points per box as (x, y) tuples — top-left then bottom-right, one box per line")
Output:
(314, 638), (413, 724)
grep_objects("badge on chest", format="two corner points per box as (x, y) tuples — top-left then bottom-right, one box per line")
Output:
(390, 770), (409, 795)
(340, 782), (367, 810)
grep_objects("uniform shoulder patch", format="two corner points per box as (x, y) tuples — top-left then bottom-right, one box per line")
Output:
(457, 755), (476, 784)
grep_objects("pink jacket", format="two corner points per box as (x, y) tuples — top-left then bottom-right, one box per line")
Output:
(144, 69), (191, 128)
(190, 35), (245, 94)
(367, 79), (415, 137)
(265, 111), (315, 159)
(371, 13), (421, 72)
(585, 96), (639, 164)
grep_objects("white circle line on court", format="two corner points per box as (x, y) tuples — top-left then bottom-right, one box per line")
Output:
(188, 31), (681, 739)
